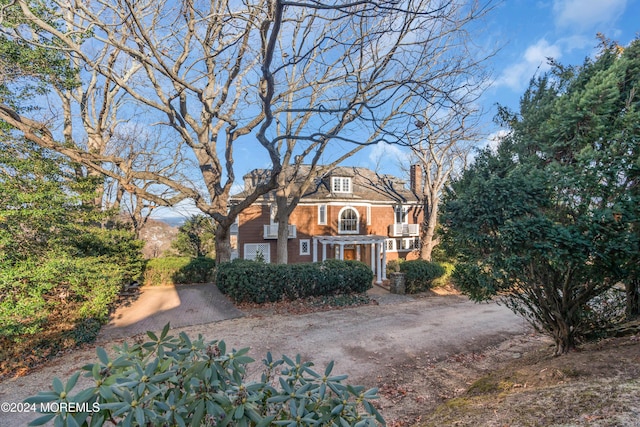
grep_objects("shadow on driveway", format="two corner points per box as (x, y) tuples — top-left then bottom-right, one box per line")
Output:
(99, 284), (244, 341)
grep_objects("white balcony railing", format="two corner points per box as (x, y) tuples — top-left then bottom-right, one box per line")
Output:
(388, 223), (420, 237)
(263, 224), (297, 239)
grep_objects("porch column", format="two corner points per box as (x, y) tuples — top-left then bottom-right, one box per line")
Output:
(313, 237), (318, 262)
(370, 243), (376, 272)
(339, 243), (344, 260)
(322, 242), (327, 261)
(375, 242), (382, 284)
(382, 241), (387, 281)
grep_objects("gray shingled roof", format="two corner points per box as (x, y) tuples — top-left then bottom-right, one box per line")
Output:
(231, 165), (419, 204)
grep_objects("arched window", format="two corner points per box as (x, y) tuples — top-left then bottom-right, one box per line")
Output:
(339, 207), (359, 234)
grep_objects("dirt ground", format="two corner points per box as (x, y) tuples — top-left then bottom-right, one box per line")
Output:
(375, 332), (640, 426)
(1, 288), (639, 426)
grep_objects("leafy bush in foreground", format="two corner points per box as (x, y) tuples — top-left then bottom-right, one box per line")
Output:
(26, 324), (385, 427)
(216, 259), (373, 303)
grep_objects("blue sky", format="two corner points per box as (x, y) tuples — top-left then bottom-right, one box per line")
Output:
(344, 0), (640, 174)
(158, 0), (639, 219)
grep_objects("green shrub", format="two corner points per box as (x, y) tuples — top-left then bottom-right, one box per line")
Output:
(386, 259), (403, 274)
(26, 324), (385, 427)
(399, 260), (446, 294)
(70, 227), (146, 283)
(0, 255), (130, 378)
(216, 259), (373, 303)
(0, 256), (125, 339)
(431, 261), (455, 288)
(144, 256), (216, 286)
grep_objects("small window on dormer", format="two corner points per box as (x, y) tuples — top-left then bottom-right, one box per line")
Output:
(332, 177), (351, 193)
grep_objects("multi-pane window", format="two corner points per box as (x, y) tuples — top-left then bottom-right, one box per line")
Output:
(332, 177), (351, 193)
(339, 207), (358, 233)
(386, 239), (395, 251)
(385, 238), (420, 252)
(300, 239), (310, 255)
(244, 243), (270, 262)
(394, 205), (408, 224)
(318, 204), (327, 225)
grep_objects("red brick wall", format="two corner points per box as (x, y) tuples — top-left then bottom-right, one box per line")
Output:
(238, 202), (424, 263)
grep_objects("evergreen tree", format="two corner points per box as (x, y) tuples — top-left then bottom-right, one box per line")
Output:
(171, 215), (216, 259)
(442, 37), (640, 354)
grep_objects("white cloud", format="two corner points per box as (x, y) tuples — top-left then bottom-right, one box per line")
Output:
(486, 129), (510, 152)
(368, 142), (411, 167)
(524, 39), (562, 64)
(496, 39), (562, 91)
(553, 0), (627, 32)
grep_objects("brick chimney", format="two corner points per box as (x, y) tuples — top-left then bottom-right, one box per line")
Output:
(410, 164), (422, 195)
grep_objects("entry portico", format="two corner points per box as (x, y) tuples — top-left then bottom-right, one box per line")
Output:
(312, 235), (388, 284)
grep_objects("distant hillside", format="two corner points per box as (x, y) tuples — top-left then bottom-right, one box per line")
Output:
(138, 218), (179, 258)
(155, 216), (186, 227)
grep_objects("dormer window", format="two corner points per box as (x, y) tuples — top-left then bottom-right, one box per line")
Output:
(332, 177), (351, 193)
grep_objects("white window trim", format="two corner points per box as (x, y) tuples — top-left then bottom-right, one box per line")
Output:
(318, 204), (327, 225)
(244, 243), (271, 263)
(332, 177), (352, 193)
(366, 205), (371, 225)
(394, 205), (409, 224)
(385, 239), (397, 252)
(385, 238), (420, 252)
(299, 239), (311, 256)
(338, 206), (359, 234)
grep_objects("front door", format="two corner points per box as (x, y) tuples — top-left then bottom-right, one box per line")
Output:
(343, 246), (356, 260)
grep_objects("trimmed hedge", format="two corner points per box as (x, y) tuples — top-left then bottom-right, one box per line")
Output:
(399, 259), (446, 294)
(216, 259), (373, 303)
(143, 256), (216, 286)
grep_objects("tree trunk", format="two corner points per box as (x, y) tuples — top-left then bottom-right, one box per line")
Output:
(215, 224), (232, 263)
(419, 198), (439, 261)
(275, 194), (291, 264)
(626, 278), (640, 319)
(551, 320), (577, 356)
(276, 215), (289, 264)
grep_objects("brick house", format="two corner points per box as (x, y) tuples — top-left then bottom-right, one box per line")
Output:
(230, 165), (424, 283)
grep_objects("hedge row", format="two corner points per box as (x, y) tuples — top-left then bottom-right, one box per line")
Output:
(216, 259), (373, 303)
(399, 259), (446, 294)
(143, 256), (216, 286)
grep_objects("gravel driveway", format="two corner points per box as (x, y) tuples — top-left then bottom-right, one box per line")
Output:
(0, 287), (525, 426)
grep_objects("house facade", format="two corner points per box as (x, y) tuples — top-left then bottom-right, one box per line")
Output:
(230, 165), (424, 283)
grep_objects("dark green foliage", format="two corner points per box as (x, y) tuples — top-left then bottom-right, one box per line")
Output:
(26, 324), (385, 426)
(143, 256), (216, 286)
(442, 37), (640, 354)
(171, 214), (216, 258)
(71, 227), (145, 283)
(398, 260), (446, 294)
(216, 259), (373, 303)
(0, 138), (144, 376)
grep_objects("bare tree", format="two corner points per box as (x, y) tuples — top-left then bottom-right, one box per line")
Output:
(1, 0), (494, 262)
(261, 0), (494, 263)
(409, 104), (482, 261)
